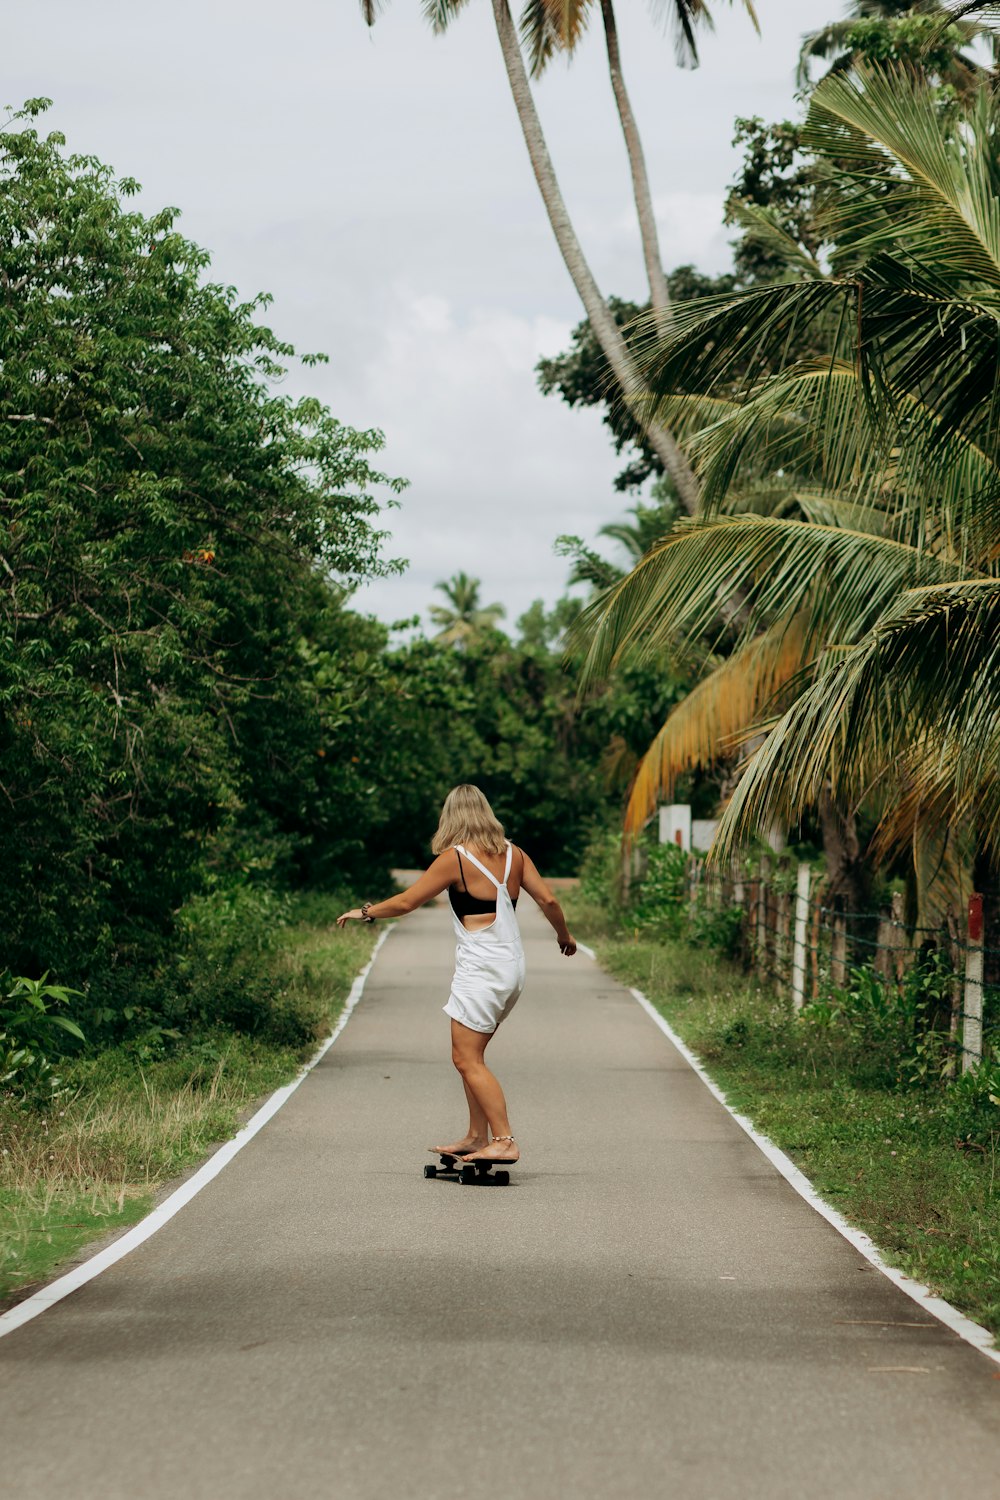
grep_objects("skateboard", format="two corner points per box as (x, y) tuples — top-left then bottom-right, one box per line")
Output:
(424, 1151), (512, 1186)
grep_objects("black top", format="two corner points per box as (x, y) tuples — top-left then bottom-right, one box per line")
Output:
(448, 849), (518, 918)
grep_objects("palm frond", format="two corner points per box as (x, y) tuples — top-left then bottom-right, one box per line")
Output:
(804, 64), (1000, 289)
(519, 0), (589, 73)
(714, 579), (1000, 861)
(576, 515), (963, 688)
(633, 264), (1000, 559)
(631, 279), (846, 407)
(683, 351), (1000, 561)
(420, 0), (473, 33)
(623, 613), (811, 836)
(646, 0), (707, 68)
(726, 200), (824, 280)
(942, 3), (1000, 26)
(791, 488), (876, 527)
(678, 361), (866, 511)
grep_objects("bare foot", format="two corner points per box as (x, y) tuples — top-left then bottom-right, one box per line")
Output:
(461, 1136), (519, 1163)
(430, 1136), (487, 1157)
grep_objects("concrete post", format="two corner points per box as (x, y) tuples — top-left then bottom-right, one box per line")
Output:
(791, 862), (811, 1011)
(962, 893), (984, 1074)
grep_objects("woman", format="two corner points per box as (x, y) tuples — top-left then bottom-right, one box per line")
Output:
(337, 784), (576, 1164)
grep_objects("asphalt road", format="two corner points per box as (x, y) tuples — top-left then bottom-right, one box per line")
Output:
(3, 900), (999, 1499)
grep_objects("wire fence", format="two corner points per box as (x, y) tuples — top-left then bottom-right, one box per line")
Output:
(685, 859), (996, 1073)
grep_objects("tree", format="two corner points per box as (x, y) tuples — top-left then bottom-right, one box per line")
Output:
(0, 103), (403, 1005)
(429, 571), (506, 646)
(797, 1), (996, 94)
(577, 64), (1000, 914)
(537, 271), (738, 491)
(724, 117), (824, 284)
(360, 1), (759, 513)
(522, 0), (758, 330)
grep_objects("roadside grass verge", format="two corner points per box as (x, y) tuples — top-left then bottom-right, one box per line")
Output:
(565, 893), (1000, 1340)
(0, 898), (377, 1307)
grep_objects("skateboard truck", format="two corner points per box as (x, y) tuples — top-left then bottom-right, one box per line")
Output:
(424, 1152), (510, 1186)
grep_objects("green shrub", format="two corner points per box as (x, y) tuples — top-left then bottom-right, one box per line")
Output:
(0, 974), (85, 1105)
(685, 895), (744, 958)
(628, 842), (687, 937)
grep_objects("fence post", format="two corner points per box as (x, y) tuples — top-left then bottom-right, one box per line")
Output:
(962, 893), (984, 1074)
(830, 901), (848, 988)
(776, 882), (791, 992)
(888, 891), (908, 984)
(875, 907), (892, 977)
(791, 862), (811, 1011)
(809, 895), (821, 1001)
(756, 857), (771, 975)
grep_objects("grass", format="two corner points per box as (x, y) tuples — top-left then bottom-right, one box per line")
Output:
(0, 898), (378, 1307)
(564, 889), (1000, 1340)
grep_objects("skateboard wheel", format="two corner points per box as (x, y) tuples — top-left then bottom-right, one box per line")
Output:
(459, 1165), (476, 1185)
(423, 1165), (437, 1179)
(494, 1171), (510, 1187)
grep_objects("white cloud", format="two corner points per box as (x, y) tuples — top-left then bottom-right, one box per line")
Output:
(349, 287), (621, 628)
(3, 0), (838, 635)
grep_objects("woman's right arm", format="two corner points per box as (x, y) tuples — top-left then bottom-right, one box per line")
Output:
(519, 850), (576, 956)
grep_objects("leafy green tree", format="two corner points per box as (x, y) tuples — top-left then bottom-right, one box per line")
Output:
(724, 117), (825, 284)
(515, 595), (583, 650)
(798, 2), (996, 94)
(0, 103), (402, 1003)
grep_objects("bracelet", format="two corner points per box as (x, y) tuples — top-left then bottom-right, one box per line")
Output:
(360, 902), (376, 923)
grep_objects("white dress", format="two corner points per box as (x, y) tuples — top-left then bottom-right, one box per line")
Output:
(443, 843), (526, 1034)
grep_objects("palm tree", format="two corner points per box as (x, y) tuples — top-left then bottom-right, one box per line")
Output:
(797, 1), (995, 93)
(429, 571), (506, 646)
(359, 2), (758, 513)
(578, 63), (1000, 911)
(521, 0), (758, 330)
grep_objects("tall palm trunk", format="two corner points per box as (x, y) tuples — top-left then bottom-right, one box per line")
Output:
(600, 0), (671, 330)
(492, 0), (700, 515)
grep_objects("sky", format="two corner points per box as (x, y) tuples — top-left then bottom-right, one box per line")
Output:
(5, 0), (837, 632)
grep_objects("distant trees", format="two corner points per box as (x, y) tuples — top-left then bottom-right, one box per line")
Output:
(429, 572), (506, 646)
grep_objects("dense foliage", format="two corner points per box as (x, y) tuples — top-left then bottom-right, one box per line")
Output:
(0, 104), (405, 1035)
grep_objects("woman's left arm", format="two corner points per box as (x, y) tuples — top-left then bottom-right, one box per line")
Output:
(336, 851), (458, 928)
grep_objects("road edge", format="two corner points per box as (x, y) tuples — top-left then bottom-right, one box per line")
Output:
(0, 925), (392, 1341)
(575, 941), (1000, 1370)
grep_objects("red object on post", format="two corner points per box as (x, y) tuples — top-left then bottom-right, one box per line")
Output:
(674, 830), (683, 848)
(969, 893), (983, 943)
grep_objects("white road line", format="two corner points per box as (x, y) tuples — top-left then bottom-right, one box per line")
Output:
(576, 939), (1000, 1368)
(0, 926), (392, 1341)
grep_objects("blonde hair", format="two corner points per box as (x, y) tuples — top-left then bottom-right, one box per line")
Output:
(432, 784), (508, 856)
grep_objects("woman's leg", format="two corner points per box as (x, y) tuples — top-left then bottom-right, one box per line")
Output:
(429, 1073), (489, 1156)
(450, 1019), (519, 1160)
(462, 1077), (489, 1141)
